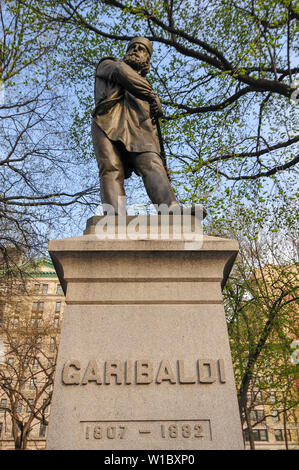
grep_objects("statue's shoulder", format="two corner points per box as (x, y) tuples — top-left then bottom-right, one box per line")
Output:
(96, 56), (120, 71)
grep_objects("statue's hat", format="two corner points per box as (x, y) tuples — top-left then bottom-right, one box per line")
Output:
(127, 37), (153, 57)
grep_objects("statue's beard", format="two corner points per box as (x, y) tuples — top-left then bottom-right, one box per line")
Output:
(124, 52), (149, 76)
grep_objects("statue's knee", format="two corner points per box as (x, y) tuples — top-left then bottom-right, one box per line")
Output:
(137, 155), (160, 177)
(101, 168), (124, 185)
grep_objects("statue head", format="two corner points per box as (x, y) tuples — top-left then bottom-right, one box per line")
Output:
(124, 37), (152, 76)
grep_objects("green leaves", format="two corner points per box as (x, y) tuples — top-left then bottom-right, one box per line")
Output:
(6, 0), (297, 223)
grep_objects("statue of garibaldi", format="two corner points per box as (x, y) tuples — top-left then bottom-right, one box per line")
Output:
(92, 36), (206, 216)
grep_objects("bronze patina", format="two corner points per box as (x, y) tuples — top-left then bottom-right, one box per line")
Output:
(92, 37), (206, 217)
(91, 37), (178, 214)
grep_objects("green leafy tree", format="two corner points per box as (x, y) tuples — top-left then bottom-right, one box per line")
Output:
(19, 0), (299, 213)
(213, 205), (299, 449)
(0, 2), (297, 451)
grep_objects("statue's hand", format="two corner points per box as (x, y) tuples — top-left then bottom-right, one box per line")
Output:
(149, 94), (163, 122)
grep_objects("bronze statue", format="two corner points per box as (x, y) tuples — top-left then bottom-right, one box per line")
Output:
(92, 37), (206, 217)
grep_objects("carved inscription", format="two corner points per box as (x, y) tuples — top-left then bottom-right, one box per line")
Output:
(81, 420), (211, 442)
(62, 359), (226, 386)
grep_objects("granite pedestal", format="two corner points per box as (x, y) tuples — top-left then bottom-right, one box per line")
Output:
(46, 216), (244, 449)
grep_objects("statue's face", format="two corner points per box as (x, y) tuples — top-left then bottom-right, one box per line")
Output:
(125, 42), (150, 74)
(127, 43), (149, 62)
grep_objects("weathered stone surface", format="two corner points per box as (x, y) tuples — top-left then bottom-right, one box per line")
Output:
(46, 216), (244, 450)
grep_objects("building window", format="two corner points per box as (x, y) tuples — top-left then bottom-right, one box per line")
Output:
(39, 422), (47, 437)
(256, 429), (268, 441)
(18, 283), (25, 293)
(27, 399), (34, 413)
(33, 358), (39, 369)
(272, 410), (280, 422)
(250, 409), (265, 423)
(29, 379), (36, 390)
(0, 399), (7, 412)
(274, 429), (293, 442)
(244, 428), (268, 442)
(254, 391), (263, 404)
(16, 301), (22, 312)
(274, 429), (283, 441)
(12, 316), (19, 330)
(36, 337), (42, 350)
(20, 379), (26, 390)
(55, 302), (61, 313)
(42, 284), (48, 294)
(45, 380), (52, 391)
(54, 317), (59, 329)
(34, 284), (40, 293)
(50, 338), (56, 352)
(43, 399), (49, 414)
(57, 284), (63, 295)
(268, 391), (276, 404)
(32, 302), (44, 313)
(0, 422), (2, 437)
(16, 400), (22, 413)
(31, 316), (43, 328)
(24, 355), (30, 367)
(265, 373), (274, 384)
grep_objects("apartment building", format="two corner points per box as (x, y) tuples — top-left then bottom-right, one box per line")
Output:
(243, 388), (299, 450)
(0, 258), (64, 449)
(241, 265), (299, 449)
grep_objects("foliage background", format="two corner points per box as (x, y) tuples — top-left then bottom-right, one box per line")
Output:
(0, 0), (298, 449)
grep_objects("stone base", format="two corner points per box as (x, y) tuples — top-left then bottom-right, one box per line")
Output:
(46, 216), (244, 450)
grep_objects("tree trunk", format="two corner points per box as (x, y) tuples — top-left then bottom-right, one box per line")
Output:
(245, 407), (255, 450)
(283, 411), (289, 450)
